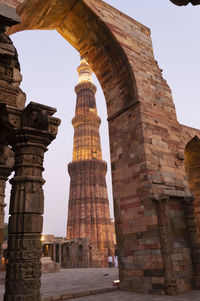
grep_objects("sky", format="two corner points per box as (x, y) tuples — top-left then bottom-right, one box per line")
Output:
(4, 0), (200, 237)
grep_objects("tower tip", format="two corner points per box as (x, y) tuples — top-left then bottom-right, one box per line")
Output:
(77, 57), (93, 84)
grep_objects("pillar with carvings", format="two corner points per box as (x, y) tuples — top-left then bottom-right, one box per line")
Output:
(4, 102), (60, 301)
(0, 3), (23, 262)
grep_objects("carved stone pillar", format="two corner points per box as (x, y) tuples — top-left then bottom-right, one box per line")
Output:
(154, 195), (177, 295)
(184, 197), (200, 288)
(4, 102), (60, 301)
(0, 3), (22, 257)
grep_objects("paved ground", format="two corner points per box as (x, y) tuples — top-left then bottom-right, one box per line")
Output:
(0, 268), (200, 301)
(0, 268), (118, 300)
(67, 290), (200, 301)
(41, 268), (118, 298)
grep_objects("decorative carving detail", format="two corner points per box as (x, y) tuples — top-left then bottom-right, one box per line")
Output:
(4, 101), (60, 300)
(23, 108), (48, 130)
(0, 102), (13, 146)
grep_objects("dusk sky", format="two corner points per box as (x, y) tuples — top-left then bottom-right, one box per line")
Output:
(5, 0), (200, 237)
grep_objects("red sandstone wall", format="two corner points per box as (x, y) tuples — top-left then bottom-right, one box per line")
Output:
(85, 1), (200, 292)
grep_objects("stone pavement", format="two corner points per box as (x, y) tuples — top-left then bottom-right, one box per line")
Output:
(0, 268), (118, 300)
(41, 267), (118, 300)
(66, 290), (200, 301)
(0, 268), (200, 301)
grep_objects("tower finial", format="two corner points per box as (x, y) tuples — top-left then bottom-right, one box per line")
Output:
(77, 57), (93, 83)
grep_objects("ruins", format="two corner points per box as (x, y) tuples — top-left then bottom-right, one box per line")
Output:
(41, 235), (96, 269)
(0, 0), (200, 299)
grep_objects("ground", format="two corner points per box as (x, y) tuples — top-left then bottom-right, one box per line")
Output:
(66, 290), (200, 301)
(1, 268), (200, 301)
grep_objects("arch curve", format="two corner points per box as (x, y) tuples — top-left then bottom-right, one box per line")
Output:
(184, 135), (200, 240)
(8, 0), (138, 119)
(185, 135), (200, 152)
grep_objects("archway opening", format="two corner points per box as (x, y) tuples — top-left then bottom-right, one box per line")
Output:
(5, 27), (116, 257)
(185, 135), (200, 238)
(5, 0), (138, 269)
(2, 0), (140, 297)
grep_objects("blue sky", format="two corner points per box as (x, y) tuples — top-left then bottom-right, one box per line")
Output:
(5, 0), (200, 236)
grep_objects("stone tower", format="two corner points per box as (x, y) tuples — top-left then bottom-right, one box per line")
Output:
(67, 58), (114, 266)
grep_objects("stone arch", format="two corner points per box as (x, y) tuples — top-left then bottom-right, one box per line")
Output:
(6, 0), (141, 284)
(8, 0), (138, 120)
(184, 135), (200, 238)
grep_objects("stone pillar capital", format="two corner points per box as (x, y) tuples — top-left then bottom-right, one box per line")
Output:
(6, 101), (61, 149)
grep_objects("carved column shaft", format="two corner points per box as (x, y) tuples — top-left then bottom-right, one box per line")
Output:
(4, 103), (60, 301)
(155, 198), (177, 295)
(4, 142), (46, 301)
(184, 198), (200, 288)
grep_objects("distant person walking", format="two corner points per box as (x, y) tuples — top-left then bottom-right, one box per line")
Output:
(114, 255), (118, 268)
(108, 255), (113, 267)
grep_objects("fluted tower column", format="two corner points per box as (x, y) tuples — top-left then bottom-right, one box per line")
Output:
(67, 58), (114, 266)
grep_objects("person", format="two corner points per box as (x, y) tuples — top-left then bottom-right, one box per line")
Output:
(108, 255), (113, 267)
(114, 255), (118, 268)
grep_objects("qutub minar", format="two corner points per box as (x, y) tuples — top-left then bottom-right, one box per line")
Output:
(66, 57), (114, 266)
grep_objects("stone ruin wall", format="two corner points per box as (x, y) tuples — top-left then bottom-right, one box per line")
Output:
(87, 0), (200, 293)
(0, 0), (200, 295)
